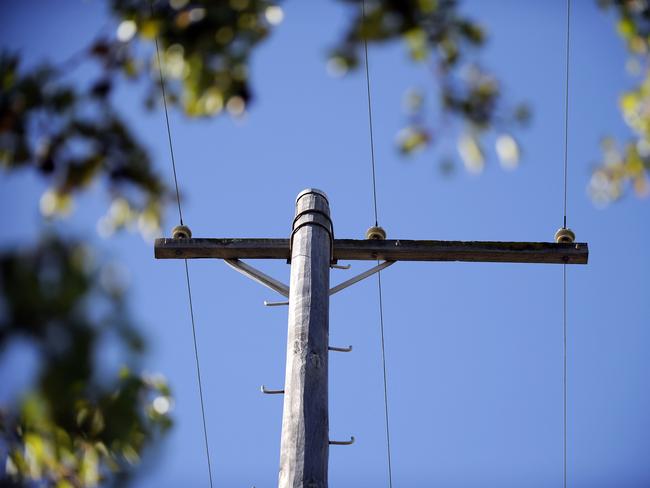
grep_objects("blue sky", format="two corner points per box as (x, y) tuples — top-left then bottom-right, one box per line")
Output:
(1, 0), (650, 487)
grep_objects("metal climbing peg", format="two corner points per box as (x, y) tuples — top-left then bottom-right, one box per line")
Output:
(329, 436), (355, 446)
(261, 385), (284, 395)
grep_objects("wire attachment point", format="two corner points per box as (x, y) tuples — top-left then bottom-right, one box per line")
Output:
(365, 226), (386, 240)
(555, 227), (575, 244)
(172, 225), (192, 239)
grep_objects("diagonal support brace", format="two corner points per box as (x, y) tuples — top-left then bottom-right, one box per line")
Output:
(329, 261), (395, 296)
(224, 259), (290, 298)
(225, 258), (393, 299)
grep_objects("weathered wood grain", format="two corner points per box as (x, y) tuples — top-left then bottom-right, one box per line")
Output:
(155, 238), (588, 264)
(155, 238), (288, 259)
(279, 189), (331, 488)
(333, 239), (589, 264)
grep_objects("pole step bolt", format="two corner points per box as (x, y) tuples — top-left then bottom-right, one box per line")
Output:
(365, 226), (386, 240)
(172, 225), (192, 239)
(555, 227), (575, 243)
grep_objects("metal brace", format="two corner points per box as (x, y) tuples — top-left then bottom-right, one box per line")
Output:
(224, 259), (289, 297)
(225, 259), (394, 304)
(329, 261), (394, 296)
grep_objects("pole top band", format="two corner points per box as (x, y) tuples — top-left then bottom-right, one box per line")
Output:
(296, 188), (329, 204)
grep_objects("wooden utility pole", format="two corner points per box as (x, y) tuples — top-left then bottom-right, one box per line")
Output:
(280, 189), (331, 486)
(154, 188), (588, 488)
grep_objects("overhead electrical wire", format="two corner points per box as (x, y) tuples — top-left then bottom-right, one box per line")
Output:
(152, 33), (183, 225)
(563, 0), (572, 230)
(375, 270), (393, 488)
(363, 1), (379, 227)
(150, 2), (214, 486)
(563, 262), (568, 488)
(562, 1), (572, 487)
(361, 1), (393, 486)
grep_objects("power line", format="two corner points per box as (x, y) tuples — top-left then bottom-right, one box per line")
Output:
(563, 264), (568, 488)
(150, 2), (214, 486)
(183, 260), (214, 488)
(361, 1), (393, 486)
(561, 2), (572, 487)
(563, 0), (571, 229)
(362, 0), (379, 227)
(152, 29), (183, 226)
(376, 270), (393, 488)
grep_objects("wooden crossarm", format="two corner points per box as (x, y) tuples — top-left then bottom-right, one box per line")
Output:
(154, 238), (588, 265)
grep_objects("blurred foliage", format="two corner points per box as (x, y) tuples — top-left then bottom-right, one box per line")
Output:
(0, 1), (287, 485)
(592, 0), (650, 204)
(0, 53), (168, 238)
(109, 0), (282, 117)
(1, 0), (645, 485)
(0, 237), (172, 486)
(1, 0), (526, 230)
(1, 0), (286, 234)
(330, 0), (529, 172)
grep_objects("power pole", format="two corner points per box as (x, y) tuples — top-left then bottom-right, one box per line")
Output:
(280, 189), (331, 486)
(155, 188), (588, 488)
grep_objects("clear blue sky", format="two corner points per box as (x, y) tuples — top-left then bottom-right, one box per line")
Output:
(2, 1), (650, 487)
